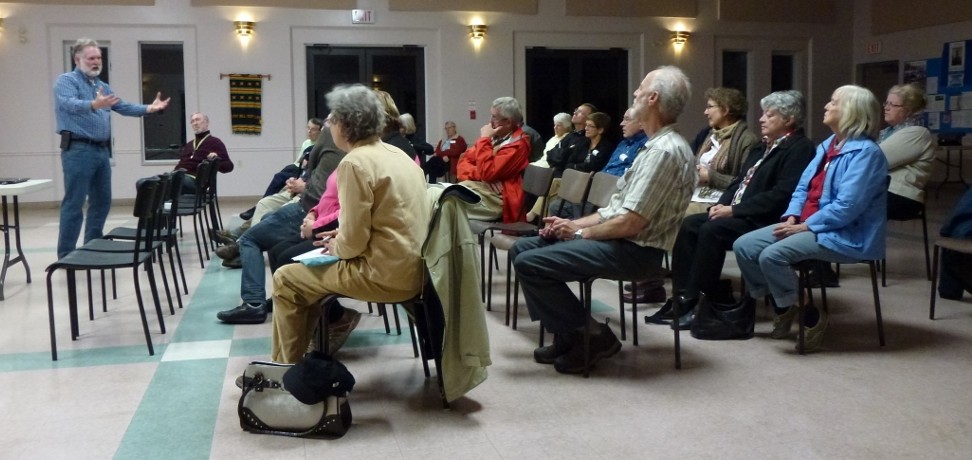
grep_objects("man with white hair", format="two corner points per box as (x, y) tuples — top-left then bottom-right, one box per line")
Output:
(54, 37), (170, 258)
(510, 66), (696, 374)
(174, 112), (234, 193)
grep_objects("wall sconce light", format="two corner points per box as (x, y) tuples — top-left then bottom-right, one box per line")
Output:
(234, 21), (255, 38)
(468, 24), (488, 40)
(670, 30), (690, 46)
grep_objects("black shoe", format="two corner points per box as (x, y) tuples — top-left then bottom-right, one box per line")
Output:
(645, 298), (677, 325)
(807, 266), (839, 288)
(669, 296), (698, 331)
(622, 285), (667, 304)
(553, 322), (622, 374)
(217, 303), (268, 324)
(534, 331), (578, 364)
(239, 207), (255, 221)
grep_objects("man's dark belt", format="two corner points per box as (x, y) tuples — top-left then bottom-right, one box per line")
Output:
(72, 137), (110, 148)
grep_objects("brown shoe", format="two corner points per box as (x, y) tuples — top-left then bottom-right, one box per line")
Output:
(215, 243), (239, 260)
(327, 307), (361, 354)
(553, 322), (622, 374)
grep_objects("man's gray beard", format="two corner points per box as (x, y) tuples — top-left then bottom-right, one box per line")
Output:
(83, 67), (101, 78)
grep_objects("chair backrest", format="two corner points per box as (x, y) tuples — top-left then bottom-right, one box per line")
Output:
(132, 177), (163, 255)
(190, 159), (213, 207)
(587, 172), (619, 209)
(520, 164), (556, 219)
(557, 169), (594, 205)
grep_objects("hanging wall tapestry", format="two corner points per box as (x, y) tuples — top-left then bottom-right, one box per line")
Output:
(228, 74), (264, 135)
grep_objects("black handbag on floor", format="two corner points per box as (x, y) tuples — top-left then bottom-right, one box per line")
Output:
(690, 293), (755, 340)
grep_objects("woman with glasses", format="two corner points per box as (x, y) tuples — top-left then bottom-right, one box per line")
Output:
(565, 112), (615, 173)
(880, 83), (935, 220)
(687, 87), (759, 215)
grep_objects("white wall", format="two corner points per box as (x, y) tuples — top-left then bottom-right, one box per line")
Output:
(0, 0), (855, 203)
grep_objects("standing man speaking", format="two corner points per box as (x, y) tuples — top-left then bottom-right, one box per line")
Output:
(54, 37), (170, 258)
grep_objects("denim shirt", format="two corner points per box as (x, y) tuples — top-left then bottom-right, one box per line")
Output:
(785, 134), (888, 260)
(602, 131), (649, 177)
(53, 67), (147, 141)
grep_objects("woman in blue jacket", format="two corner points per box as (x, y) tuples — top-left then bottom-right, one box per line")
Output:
(733, 85), (887, 352)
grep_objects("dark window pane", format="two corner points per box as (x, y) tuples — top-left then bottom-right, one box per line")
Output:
(141, 43), (185, 162)
(722, 51), (748, 92)
(771, 54), (795, 92)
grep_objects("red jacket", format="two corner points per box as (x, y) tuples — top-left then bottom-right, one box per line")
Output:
(457, 127), (531, 223)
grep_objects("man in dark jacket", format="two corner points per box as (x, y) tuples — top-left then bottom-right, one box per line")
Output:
(647, 90), (815, 327)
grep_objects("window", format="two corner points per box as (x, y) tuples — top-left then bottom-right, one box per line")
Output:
(140, 42), (186, 162)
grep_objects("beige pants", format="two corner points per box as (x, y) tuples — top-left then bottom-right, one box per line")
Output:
(460, 180), (504, 221)
(528, 177), (562, 220)
(254, 189), (297, 225)
(270, 261), (419, 363)
(684, 201), (713, 217)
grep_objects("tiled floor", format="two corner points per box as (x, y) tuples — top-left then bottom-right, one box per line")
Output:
(2, 191), (972, 459)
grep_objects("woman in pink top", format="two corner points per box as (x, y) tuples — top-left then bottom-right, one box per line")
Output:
(268, 169), (340, 273)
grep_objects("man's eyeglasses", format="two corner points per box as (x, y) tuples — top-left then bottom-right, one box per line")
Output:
(884, 101), (904, 108)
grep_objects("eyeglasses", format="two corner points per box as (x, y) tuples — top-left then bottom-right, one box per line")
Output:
(884, 101), (904, 108)
(705, 104), (720, 110)
(490, 114), (508, 123)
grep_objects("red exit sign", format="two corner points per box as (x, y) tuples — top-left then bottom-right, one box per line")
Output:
(352, 9), (375, 24)
(865, 41), (882, 55)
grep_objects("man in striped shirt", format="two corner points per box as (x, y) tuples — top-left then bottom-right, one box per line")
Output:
(510, 66), (697, 375)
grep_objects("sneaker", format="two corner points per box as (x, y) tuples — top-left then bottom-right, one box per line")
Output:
(212, 228), (238, 246)
(533, 331), (578, 364)
(770, 306), (798, 339)
(798, 308), (829, 352)
(216, 302), (267, 324)
(327, 306), (361, 354)
(553, 322), (622, 374)
(221, 256), (242, 269)
(215, 243), (240, 261)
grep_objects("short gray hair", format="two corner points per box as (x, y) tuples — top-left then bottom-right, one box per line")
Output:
(760, 90), (805, 128)
(399, 113), (417, 135)
(492, 97), (523, 125)
(326, 84), (386, 144)
(553, 112), (572, 131)
(647, 65), (692, 121)
(72, 38), (99, 57)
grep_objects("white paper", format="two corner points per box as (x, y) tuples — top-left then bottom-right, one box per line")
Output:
(928, 94), (946, 112)
(927, 77), (939, 94)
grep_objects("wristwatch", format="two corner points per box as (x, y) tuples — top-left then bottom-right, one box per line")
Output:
(574, 229), (584, 240)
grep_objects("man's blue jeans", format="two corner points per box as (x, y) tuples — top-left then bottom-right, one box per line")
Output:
(239, 201), (304, 305)
(58, 143), (111, 258)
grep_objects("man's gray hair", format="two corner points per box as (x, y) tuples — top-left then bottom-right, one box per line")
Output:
(326, 84), (386, 144)
(760, 90), (805, 128)
(647, 65), (692, 121)
(492, 97), (523, 124)
(72, 38), (99, 57)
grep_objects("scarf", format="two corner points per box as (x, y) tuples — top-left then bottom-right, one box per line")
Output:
(698, 120), (741, 171)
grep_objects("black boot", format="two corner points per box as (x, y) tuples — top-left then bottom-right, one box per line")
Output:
(534, 331), (578, 364)
(670, 295), (698, 331)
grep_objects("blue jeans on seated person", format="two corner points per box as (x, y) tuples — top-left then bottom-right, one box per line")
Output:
(732, 224), (860, 308)
(58, 143), (112, 258)
(239, 201), (305, 305)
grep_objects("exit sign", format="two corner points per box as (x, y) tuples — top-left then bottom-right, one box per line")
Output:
(865, 41), (882, 54)
(352, 9), (375, 24)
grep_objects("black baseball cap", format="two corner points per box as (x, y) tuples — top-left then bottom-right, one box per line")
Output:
(283, 351), (355, 405)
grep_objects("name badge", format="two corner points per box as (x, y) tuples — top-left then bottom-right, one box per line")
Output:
(619, 154), (628, 161)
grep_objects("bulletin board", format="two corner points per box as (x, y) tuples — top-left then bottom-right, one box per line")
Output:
(922, 39), (972, 134)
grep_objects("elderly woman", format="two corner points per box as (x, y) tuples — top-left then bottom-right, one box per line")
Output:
(648, 91), (815, 328)
(270, 84), (430, 363)
(733, 85), (888, 352)
(687, 87), (759, 215)
(533, 112), (573, 168)
(434, 120), (468, 182)
(881, 83), (935, 219)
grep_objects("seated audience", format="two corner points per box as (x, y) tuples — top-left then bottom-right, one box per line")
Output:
(458, 97), (531, 223)
(546, 103), (598, 177)
(881, 83), (935, 218)
(525, 112), (574, 222)
(733, 84), (887, 352)
(270, 84), (430, 363)
(548, 111), (616, 218)
(510, 66), (695, 374)
(601, 108), (648, 177)
(646, 90), (814, 327)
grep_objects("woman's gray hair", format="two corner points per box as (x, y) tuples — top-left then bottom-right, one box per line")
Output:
(888, 83), (927, 115)
(72, 38), (99, 57)
(325, 84), (386, 144)
(399, 113), (417, 135)
(647, 65), (692, 121)
(760, 90), (805, 128)
(553, 112), (572, 130)
(834, 84), (881, 140)
(492, 97), (523, 125)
